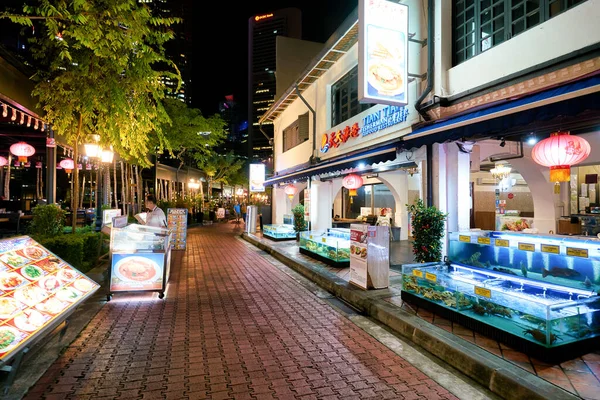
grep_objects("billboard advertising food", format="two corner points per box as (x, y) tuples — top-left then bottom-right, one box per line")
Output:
(110, 252), (165, 292)
(359, 0), (409, 106)
(0, 236), (100, 363)
(249, 164), (265, 192)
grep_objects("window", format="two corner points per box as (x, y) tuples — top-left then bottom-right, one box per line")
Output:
(342, 184), (395, 220)
(282, 113), (309, 152)
(331, 66), (373, 127)
(453, 0), (587, 65)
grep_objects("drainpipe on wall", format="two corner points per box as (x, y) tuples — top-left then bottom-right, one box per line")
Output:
(294, 84), (317, 164)
(414, 0), (435, 122)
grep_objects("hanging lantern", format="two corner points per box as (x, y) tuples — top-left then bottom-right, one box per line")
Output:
(531, 131), (591, 182)
(284, 184), (297, 200)
(343, 173), (364, 203)
(0, 156), (7, 167)
(59, 158), (74, 174)
(10, 141), (36, 163)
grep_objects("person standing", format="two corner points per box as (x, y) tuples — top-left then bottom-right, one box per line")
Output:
(241, 202), (247, 224)
(234, 202), (241, 223)
(145, 194), (167, 228)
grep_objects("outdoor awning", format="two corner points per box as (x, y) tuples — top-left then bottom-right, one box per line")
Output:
(401, 74), (600, 149)
(264, 142), (398, 186)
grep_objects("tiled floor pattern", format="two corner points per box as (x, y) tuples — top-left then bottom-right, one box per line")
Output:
(24, 224), (459, 400)
(255, 230), (600, 400)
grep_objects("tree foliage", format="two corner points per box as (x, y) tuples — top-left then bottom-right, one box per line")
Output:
(406, 199), (448, 263)
(195, 152), (245, 198)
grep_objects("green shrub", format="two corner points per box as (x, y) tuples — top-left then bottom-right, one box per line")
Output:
(292, 204), (307, 233)
(406, 199), (448, 263)
(29, 204), (66, 237)
(34, 231), (103, 273)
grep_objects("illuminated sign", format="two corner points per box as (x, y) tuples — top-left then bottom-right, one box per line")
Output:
(255, 13), (273, 22)
(249, 164), (266, 192)
(320, 105), (408, 153)
(359, 0), (409, 106)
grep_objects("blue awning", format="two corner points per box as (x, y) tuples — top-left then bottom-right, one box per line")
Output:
(402, 75), (600, 149)
(264, 142), (399, 186)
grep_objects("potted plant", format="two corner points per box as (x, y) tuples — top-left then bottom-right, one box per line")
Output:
(406, 199), (448, 263)
(292, 203), (307, 241)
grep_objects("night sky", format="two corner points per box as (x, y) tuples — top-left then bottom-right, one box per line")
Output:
(190, 0), (358, 117)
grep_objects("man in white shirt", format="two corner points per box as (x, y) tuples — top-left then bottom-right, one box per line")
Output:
(144, 194), (167, 228)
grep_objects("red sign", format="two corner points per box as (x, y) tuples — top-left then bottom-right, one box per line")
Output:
(508, 193), (514, 199)
(320, 122), (361, 153)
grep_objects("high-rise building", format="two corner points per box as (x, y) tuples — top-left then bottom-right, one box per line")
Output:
(248, 8), (301, 167)
(217, 95), (248, 158)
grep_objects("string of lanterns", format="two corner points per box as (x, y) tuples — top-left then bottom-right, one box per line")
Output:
(0, 100), (46, 132)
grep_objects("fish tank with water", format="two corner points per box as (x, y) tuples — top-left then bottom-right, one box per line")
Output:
(262, 215), (296, 241)
(299, 228), (350, 267)
(401, 230), (600, 361)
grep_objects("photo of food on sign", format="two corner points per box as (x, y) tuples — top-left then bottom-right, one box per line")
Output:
(0, 236), (100, 362)
(110, 252), (164, 292)
(367, 25), (406, 99)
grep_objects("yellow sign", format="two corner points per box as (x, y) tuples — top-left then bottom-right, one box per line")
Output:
(477, 237), (491, 245)
(495, 239), (509, 247)
(541, 244), (560, 254)
(412, 269), (423, 278)
(254, 13), (274, 22)
(321, 237), (327, 243)
(567, 247), (589, 258)
(309, 235), (313, 239)
(474, 286), (491, 298)
(459, 235), (471, 243)
(518, 243), (535, 252)
(425, 272), (437, 282)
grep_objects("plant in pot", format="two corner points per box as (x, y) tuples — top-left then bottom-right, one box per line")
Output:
(292, 203), (307, 241)
(406, 199), (448, 263)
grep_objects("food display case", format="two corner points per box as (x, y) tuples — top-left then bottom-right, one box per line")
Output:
(401, 230), (600, 361)
(0, 236), (100, 385)
(262, 224), (296, 241)
(107, 224), (172, 300)
(299, 228), (351, 267)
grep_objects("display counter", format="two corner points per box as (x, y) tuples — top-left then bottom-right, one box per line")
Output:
(401, 230), (600, 361)
(0, 236), (100, 385)
(262, 224), (296, 241)
(107, 224), (172, 300)
(299, 228), (350, 267)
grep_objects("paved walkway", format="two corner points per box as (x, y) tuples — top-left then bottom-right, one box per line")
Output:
(23, 224), (464, 400)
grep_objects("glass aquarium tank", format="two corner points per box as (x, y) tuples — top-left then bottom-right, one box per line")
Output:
(262, 224), (296, 240)
(401, 230), (600, 361)
(299, 228), (351, 267)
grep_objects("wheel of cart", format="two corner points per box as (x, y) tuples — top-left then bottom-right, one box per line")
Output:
(106, 293), (112, 301)
(158, 292), (165, 299)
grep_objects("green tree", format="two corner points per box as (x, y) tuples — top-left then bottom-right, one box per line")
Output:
(3, 0), (180, 231)
(196, 152), (245, 200)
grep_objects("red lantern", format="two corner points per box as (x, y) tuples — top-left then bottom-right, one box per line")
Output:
(10, 142), (36, 163)
(284, 184), (297, 200)
(343, 174), (364, 196)
(531, 131), (591, 182)
(59, 158), (75, 174)
(0, 156), (7, 167)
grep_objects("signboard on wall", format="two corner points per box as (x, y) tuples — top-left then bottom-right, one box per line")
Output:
(358, 0), (409, 106)
(249, 164), (265, 192)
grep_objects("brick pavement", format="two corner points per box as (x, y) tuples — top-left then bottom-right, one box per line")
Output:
(24, 224), (460, 400)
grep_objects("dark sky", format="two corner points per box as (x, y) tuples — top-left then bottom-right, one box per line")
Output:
(190, 0), (358, 117)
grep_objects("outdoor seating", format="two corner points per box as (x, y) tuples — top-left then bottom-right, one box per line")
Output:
(0, 212), (21, 237)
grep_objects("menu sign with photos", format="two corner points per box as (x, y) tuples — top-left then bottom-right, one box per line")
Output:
(167, 208), (188, 250)
(0, 236), (100, 363)
(110, 252), (165, 292)
(359, 0), (409, 106)
(249, 164), (265, 192)
(349, 224), (369, 289)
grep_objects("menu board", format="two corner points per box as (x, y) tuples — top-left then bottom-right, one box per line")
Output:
(349, 224), (369, 289)
(109, 252), (165, 292)
(102, 209), (122, 226)
(167, 208), (188, 250)
(0, 236), (100, 363)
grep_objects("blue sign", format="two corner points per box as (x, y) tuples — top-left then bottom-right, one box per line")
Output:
(362, 105), (409, 137)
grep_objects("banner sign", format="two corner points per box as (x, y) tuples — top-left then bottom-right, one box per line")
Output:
(359, 0), (409, 106)
(249, 164), (265, 192)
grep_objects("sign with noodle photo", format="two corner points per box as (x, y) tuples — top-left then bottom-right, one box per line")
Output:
(110, 253), (165, 292)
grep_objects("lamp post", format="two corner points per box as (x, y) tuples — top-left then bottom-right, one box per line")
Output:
(86, 137), (114, 231)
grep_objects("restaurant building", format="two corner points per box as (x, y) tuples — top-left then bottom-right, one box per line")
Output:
(260, 0), (600, 242)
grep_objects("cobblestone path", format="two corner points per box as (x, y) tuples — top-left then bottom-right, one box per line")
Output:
(25, 224), (459, 400)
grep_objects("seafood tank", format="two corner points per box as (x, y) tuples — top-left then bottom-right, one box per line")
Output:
(262, 224), (296, 241)
(401, 231), (600, 361)
(299, 228), (351, 267)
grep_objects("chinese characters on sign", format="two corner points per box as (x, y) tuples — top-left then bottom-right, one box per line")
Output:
(320, 123), (361, 153)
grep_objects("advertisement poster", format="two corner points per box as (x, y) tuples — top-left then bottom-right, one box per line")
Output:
(249, 163), (265, 192)
(303, 189), (311, 224)
(102, 209), (122, 226)
(167, 208), (188, 250)
(349, 224), (369, 289)
(0, 236), (100, 363)
(110, 252), (165, 292)
(359, 0), (409, 106)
